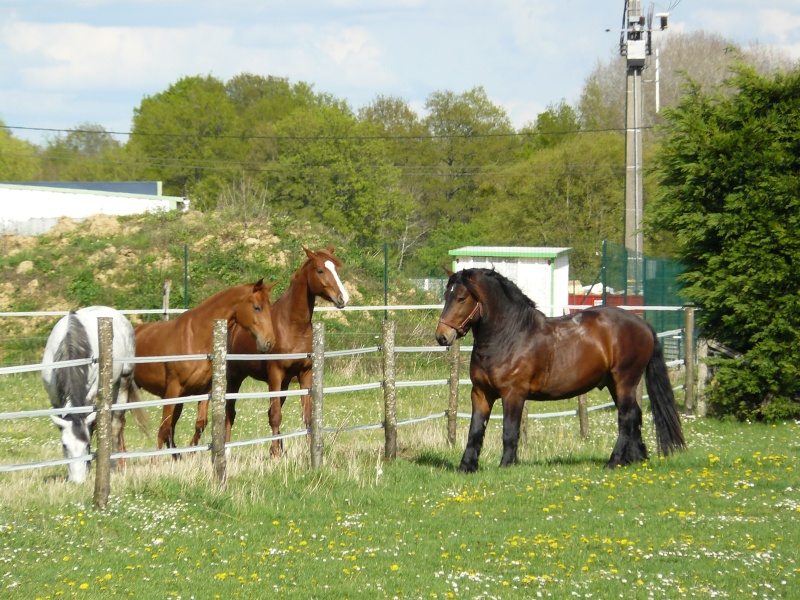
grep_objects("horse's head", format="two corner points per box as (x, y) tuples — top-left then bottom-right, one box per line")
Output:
(436, 269), (483, 346)
(234, 279), (277, 353)
(302, 245), (349, 309)
(51, 410), (96, 483)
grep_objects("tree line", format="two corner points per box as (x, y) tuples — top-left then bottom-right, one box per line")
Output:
(0, 31), (792, 283)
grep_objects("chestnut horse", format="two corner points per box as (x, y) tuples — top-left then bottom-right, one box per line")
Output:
(435, 268), (685, 472)
(191, 245), (349, 453)
(134, 279), (276, 451)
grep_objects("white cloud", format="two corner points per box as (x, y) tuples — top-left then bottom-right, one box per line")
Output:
(759, 8), (800, 44)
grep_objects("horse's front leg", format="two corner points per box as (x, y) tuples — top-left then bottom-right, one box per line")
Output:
(459, 386), (496, 473)
(224, 374), (247, 444)
(267, 365), (287, 457)
(500, 397), (526, 467)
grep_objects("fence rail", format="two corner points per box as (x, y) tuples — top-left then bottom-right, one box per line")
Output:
(0, 304), (695, 506)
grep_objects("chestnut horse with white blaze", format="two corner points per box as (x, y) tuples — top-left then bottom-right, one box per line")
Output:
(191, 245), (348, 454)
(134, 279), (276, 451)
(435, 268), (686, 472)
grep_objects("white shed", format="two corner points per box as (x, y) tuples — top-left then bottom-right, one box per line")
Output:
(449, 246), (571, 316)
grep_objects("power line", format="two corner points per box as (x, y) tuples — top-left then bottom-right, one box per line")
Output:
(0, 122), (649, 141)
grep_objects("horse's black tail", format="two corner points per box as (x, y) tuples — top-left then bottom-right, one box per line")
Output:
(645, 331), (686, 456)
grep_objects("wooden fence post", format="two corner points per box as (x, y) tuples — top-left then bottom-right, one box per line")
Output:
(382, 320), (397, 460)
(310, 322), (325, 469)
(578, 394), (589, 438)
(683, 303), (695, 415)
(93, 317), (113, 510)
(446, 339), (460, 447)
(162, 280), (172, 321)
(210, 319), (228, 490)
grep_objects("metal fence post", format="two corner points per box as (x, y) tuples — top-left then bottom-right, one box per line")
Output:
(683, 303), (695, 415)
(211, 319), (228, 490)
(382, 320), (397, 460)
(447, 339), (460, 447)
(310, 322), (325, 469)
(93, 317), (113, 510)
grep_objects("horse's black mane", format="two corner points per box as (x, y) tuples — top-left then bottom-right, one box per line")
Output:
(453, 268), (537, 309)
(53, 312), (92, 409)
(452, 268), (543, 333)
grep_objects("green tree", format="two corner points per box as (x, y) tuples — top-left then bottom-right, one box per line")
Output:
(422, 87), (517, 221)
(650, 65), (800, 421)
(487, 131), (625, 280)
(129, 75), (243, 208)
(0, 123), (40, 180)
(520, 99), (581, 152)
(359, 95), (433, 269)
(39, 124), (141, 181)
(269, 102), (411, 251)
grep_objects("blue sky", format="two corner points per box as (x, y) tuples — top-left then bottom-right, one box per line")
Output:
(1, 1), (799, 146)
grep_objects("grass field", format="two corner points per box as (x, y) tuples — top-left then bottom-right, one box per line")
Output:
(2, 342), (799, 598)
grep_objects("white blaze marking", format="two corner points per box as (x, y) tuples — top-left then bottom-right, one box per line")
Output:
(324, 260), (349, 305)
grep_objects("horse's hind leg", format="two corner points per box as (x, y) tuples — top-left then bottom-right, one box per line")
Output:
(499, 397), (525, 467)
(606, 384), (647, 468)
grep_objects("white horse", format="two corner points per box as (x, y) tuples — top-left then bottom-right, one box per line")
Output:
(42, 306), (145, 483)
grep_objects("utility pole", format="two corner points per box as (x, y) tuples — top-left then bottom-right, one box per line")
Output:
(619, 1), (668, 294)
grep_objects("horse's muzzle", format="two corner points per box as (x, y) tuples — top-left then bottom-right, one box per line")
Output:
(435, 324), (457, 347)
(333, 296), (347, 309)
(256, 337), (275, 353)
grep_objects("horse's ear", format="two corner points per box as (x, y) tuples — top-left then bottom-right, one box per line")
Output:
(50, 414), (69, 429)
(444, 268), (455, 277)
(303, 246), (315, 259)
(252, 279), (276, 296)
(327, 244), (335, 254)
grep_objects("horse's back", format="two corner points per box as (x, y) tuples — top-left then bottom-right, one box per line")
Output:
(569, 306), (655, 369)
(574, 305), (653, 339)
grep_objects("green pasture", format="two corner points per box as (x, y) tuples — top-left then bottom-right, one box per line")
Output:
(1, 321), (799, 598)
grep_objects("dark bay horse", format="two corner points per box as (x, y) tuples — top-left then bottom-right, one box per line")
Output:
(42, 306), (148, 483)
(134, 279), (276, 451)
(191, 245), (349, 453)
(435, 268), (685, 472)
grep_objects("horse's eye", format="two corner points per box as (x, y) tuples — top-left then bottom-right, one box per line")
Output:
(458, 296), (466, 303)
(254, 305), (262, 312)
(317, 268), (325, 275)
